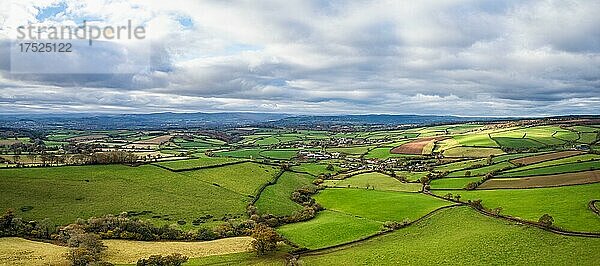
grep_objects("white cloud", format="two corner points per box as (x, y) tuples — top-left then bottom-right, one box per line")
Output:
(0, 0), (599, 116)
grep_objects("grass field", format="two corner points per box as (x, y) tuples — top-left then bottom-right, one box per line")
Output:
(442, 147), (504, 158)
(299, 207), (600, 265)
(255, 172), (315, 216)
(395, 171), (428, 182)
(430, 176), (482, 189)
(259, 149), (298, 160)
(434, 158), (487, 172)
(433, 182), (600, 232)
(502, 154), (599, 173)
(0, 164), (260, 226)
(478, 170), (600, 189)
(327, 146), (374, 155)
(290, 162), (344, 176)
(155, 157), (243, 170)
(446, 161), (515, 177)
(276, 210), (382, 249)
(313, 189), (450, 222)
(511, 150), (583, 165)
(323, 173), (421, 192)
(181, 162), (279, 196)
(492, 137), (545, 148)
(215, 149), (262, 159)
(453, 133), (499, 147)
(364, 147), (407, 159)
(498, 160), (599, 177)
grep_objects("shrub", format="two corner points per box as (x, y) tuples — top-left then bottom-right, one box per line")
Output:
(136, 253), (188, 266)
(538, 214), (554, 227)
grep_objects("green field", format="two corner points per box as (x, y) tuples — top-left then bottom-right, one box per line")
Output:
(300, 207), (600, 265)
(290, 162), (344, 176)
(0, 164), (250, 226)
(442, 147), (504, 158)
(181, 162), (279, 196)
(447, 161), (515, 177)
(395, 171), (428, 182)
(155, 157), (243, 170)
(323, 173), (421, 192)
(327, 146), (375, 155)
(259, 149), (299, 160)
(453, 133), (499, 147)
(215, 149), (262, 159)
(277, 210), (382, 249)
(502, 154), (599, 174)
(313, 189), (450, 222)
(492, 137), (545, 148)
(498, 160), (599, 177)
(254, 172), (315, 216)
(433, 182), (600, 232)
(430, 176), (482, 189)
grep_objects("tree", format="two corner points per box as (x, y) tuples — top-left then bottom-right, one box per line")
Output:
(251, 224), (281, 255)
(464, 170), (472, 177)
(326, 164), (334, 171)
(538, 214), (554, 227)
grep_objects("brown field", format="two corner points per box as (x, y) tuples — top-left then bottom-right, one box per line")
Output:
(511, 150), (584, 166)
(103, 237), (253, 264)
(391, 137), (446, 155)
(477, 170), (600, 189)
(0, 238), (69, 266)
(0, 139), (21, 146)
(134, 135), (173, 145)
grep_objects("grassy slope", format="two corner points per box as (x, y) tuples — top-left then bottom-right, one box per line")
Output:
(0, 164), (248, 226)
(290, 163), (344, 176)
(433, 183), (600, 232)
(277, 210), (382, 249)
(447, 161), (514, 177)
(430, 176), (482, 189)
(323, 173), (422, 192)
(498, 160), (599, 177)
(254, 172), (315, 216)
(502, 154), (599, 173)
(300, 207), (600, 265)
(181, 162), (279, 196)
(313, 189), (450, 222)
(155, 157), (242, 170)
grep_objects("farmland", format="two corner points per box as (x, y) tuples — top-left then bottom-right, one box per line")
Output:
(1, 118), (599, 265)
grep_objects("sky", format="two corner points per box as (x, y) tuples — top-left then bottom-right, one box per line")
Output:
(0, 0), (599, 116)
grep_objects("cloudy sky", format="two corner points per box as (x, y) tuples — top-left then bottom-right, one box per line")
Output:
(1, 0), (599, 116)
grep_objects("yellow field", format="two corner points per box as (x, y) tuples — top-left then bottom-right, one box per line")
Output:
(103, 237), (253, 264)
(0, 237), (253, 265)
(0, 238), (68, 266)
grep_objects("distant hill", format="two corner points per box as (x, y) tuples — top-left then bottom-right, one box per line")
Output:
(0, 112), (513, 130)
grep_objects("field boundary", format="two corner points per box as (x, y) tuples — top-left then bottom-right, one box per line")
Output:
(497, 160), (599, 178)
(152, 160), (249, 172)
(589, 200), (600, 216)
(250, 169), (286, 205)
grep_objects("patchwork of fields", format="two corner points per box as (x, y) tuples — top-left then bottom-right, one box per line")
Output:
(1, 120), (599, 265)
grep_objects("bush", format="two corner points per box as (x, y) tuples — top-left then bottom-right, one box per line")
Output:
(251, 224), (281, 255)
(136, 253), (188, 266)
(538, 214), (554, 227)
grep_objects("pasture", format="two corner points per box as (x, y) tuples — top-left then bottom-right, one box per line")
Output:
(299, 207), (600, 265)
(313, 189), (450, 222)
(254, 172), (315, 216)
(322, 172), (421, 192)
(276, 210), (382, 249)
(433, 182), (600, 232)
(0, 164), (262, 226)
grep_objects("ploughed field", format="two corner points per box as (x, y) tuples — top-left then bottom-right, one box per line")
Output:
(1, 121), (599, 265)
